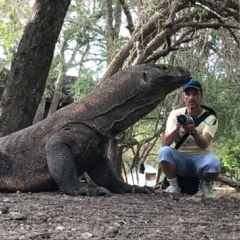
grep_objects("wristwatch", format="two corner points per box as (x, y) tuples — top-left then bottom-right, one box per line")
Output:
(190, 129), (197, 136)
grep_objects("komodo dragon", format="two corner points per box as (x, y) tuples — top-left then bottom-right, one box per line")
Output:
(0, 63), (191, 196)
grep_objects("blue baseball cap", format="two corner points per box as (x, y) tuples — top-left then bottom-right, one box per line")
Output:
(182, 79), (203, 91)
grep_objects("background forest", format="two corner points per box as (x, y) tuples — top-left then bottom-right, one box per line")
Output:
(0, 0), (239, 183)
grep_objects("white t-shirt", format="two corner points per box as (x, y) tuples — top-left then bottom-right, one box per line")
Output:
(165, 107), (218, 156)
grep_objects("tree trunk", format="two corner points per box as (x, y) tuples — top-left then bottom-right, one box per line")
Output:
(105, 0), (122, 64)
(0, 0), (71, 137)
(32, 97), (46, 124)
(47, 71), (66, 117)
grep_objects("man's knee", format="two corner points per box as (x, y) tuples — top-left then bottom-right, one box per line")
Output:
(158, 146), (178, 167)
(158, 146), (173, 159)
(203, 155), (221, 173)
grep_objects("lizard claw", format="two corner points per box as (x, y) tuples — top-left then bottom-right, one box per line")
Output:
(143, 186), (155, 194)
(132, 185), (154, 194)
(94, 187), (111, 197)
(60, 185), (90, 196)
(116, 184), (153, 194)
(74, 187), (89, 196)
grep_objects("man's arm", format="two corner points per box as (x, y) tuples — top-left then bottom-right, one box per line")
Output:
(162, 128), (179, 146)
(162, 117), (181, 146)
(191, 130), (213, 149)
(183, 124), (213, 149)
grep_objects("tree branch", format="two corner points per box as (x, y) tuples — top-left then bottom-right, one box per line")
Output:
(216, 175), (240, 191)
(100, 0), (239, 83)
(119, 0), (135, 34)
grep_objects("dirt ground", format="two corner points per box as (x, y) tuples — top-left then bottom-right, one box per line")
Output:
(0, 188), (240, 240)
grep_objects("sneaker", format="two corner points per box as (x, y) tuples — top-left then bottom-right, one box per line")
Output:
(199, 180), (215, 199)
(195, 184), (204, 197)
(164, 185), (180, 194)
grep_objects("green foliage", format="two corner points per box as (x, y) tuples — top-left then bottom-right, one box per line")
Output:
(214, 140), (240, 178)
(63, 2), (93, 46)
(195, 6), (207, 16)
(209, 29), (220, 43)
(144, 0), (165, 17)
(0, 0), (31, 62)
(52, 0), (107, 80)
(67, 68), (96, 100)
(189, 62), (240, 176)
(43, 87), (54, 99)
(48, 55), (62, 80)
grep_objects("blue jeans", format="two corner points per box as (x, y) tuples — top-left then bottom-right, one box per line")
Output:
(158, 146), (221, 177)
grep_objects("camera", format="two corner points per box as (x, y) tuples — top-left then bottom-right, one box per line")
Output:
(177, 113), (196, 125)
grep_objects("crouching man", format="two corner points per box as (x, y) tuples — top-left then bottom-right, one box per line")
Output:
(158, 79), (221, 199)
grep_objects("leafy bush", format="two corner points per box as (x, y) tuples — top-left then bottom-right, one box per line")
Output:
(67, 69), (96, 100)
(214, 140), (240, 179)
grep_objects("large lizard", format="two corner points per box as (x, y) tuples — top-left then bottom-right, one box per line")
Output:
(0, 63), (191, 196)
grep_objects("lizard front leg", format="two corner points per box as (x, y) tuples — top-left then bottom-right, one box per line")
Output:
(45, 136), (88, 196)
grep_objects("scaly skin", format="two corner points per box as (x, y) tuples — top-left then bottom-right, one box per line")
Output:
(0, 63), (191, 196)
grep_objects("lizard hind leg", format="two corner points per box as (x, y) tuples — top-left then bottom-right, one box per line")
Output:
(87, 157), (152, 194)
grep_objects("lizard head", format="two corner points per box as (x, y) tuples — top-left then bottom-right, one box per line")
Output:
(106, 63), (191, 135)
(79, 63), (191, 137)
(140, 63), (191, 86)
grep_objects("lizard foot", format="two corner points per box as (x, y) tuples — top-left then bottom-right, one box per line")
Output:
(73, 187), (89, 196)
(143, 186), (155, 194)
(124, 184), (155, 194)
(61, 187), (90, 196)
(89, 187), (111, 197)
(63, 186), (111, 197)
(116, 184), (153, 194)
(132, 185), (153, 194)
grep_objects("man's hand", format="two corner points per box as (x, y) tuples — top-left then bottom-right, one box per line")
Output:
(182, 122), (195, 133)
(162, 115), (181, 146)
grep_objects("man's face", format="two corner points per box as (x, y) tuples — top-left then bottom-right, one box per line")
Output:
(182, 88), (203, 109)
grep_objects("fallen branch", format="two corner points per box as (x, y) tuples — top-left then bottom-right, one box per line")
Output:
(215, 175), (240, 191)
